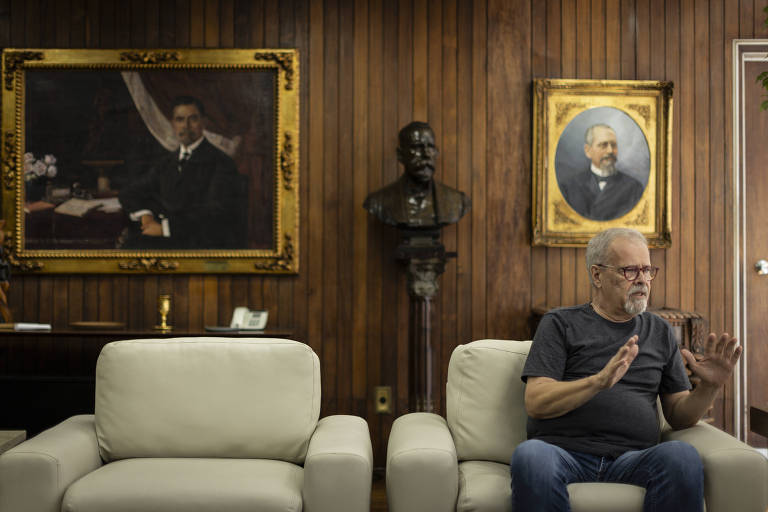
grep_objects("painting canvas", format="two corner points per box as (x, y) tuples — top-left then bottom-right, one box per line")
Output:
(532, 79), (672, 247)
(1, 49), (299, 273)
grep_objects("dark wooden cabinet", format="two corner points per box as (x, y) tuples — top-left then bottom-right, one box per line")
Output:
(0, 329), (294, 435)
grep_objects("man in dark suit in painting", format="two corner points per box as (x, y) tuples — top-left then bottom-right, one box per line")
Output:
(558, 123), (645, 221)
(119, 96), (243, 249)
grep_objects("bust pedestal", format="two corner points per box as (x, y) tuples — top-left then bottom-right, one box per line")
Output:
(396, 230), (455, 412)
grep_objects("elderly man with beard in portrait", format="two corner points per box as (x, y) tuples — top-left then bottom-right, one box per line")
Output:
(559, 123), (645, 221)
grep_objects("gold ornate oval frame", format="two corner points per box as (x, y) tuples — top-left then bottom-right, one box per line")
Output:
(1, 48), (299, 274)
(532, 79), (672, 247)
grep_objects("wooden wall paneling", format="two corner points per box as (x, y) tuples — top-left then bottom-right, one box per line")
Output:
(740, 0), (755, 37)
(456, 0), (473, 350)
(648, 0), (666, 309)
(604, 0), (619, 78)
(204, 0), (219, 47)
(129, 0), (146, 47)
(216, 276), (231, 326)
(53, 277), (69, 328)
(111, 276), (125, 324)
(722, 0), (739, 436)
(9, 0), (24, 45)
(636, 0), (650, 78)
(440, 0), (458, 414)
(694, 0), (711, 324)
(335, 0), (354, 415)
(188, 276), (205, 330)
(112, 0), (129, 47)
(620, 0), (635, 78)
(264, 0), (279, 46)
(202, 276), (218, 327)
(221, 0), (235, 47)
(97, 0), (113, 47)
(470, 0), (487, 341)
(394, 0), (411, 419)
(159, 0), (175, 47)
(591, 0), (605, 78)
(232, 0), (247, 47)
(306, 0), (324, 370)
(246, 0), (264, 47)
(708, 0), (725, 338)
(426, 0), (444, 412)
(336, 0), (356, 411)
(25, 0), (41, 45)
(352, 0), (370, 420)
(664, 0), (681, 309)
(0, 0), (9, 45)
(486, 0), (530, 339)
(97, 279), (112, 321)
(189, 0), (204, 46)
(679, 0), (695, 312)
(530, 0), (547, 312)
(171, 277), (188, 330)
(320, 0), (340, 416)
(142, 276), (159, 328)
(576, 0), (590, 78)
(292, 0), (309, 347)
(366, 0), (385, 462)
(174, 0), (190, 47)
(378, 0), (400, 444)
(145, 0), (159, 47)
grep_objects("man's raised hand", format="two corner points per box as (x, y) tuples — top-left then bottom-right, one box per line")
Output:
(594, 335), (639, 390)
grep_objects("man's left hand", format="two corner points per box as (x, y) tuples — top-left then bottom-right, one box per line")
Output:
(681, 333), (742, 389)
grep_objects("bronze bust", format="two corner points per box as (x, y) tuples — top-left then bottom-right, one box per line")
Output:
(363, 121), (470, 229)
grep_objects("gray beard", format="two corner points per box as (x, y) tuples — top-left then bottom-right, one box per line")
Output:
(600, 160), (617, 175)
(624, 295), (647, 315)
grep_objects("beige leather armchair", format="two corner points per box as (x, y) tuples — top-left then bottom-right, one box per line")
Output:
(0, 337), (373, 512)
(386, 339), (768, 512)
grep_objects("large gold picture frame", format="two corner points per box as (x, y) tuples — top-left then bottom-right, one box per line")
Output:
(532, 79), (672, 247)
(1, 48), (299, 274)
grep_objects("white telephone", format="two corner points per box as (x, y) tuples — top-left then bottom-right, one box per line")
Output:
(230, 307), (268, 330)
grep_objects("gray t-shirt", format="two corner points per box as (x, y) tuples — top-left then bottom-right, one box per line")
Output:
(522, 303), (691, 458)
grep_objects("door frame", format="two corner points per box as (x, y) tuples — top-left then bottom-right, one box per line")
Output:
(732, 39), (768, 442)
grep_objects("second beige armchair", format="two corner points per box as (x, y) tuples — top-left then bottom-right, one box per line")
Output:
(386, 339), (768, 512)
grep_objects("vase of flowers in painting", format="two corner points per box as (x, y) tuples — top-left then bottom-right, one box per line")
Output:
(24, 153), (57, 203)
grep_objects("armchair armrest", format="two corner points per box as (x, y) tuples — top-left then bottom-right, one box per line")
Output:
(0, 415), (102, 512)
(386, 412), (458, 512)
(303, 415), (372, 512)
(663, 421), (768, 512)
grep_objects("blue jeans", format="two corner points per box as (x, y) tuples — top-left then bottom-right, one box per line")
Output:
(509, 439), (703, 512)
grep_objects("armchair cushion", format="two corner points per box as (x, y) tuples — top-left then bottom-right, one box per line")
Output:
(62, 458), (303, 512)
(95, 337), (320, 463)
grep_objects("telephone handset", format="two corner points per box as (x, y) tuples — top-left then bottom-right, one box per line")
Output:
(230, 307), (268, 330)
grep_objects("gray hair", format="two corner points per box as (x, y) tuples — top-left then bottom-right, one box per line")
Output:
(584, 123), (615, 146)
(586, 228), (648, 284)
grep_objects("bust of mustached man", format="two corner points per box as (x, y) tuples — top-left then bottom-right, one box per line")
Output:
(363, 121), (471, 229)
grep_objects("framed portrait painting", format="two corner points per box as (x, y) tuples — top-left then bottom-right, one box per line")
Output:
(1, 48), (299, 273)
(532, 79), (672, 247)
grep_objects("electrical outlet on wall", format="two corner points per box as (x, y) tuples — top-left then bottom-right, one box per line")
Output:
(374, 386), (392, 414)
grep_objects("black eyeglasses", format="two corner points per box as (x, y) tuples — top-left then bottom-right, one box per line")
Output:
(595, 264), (659, 281)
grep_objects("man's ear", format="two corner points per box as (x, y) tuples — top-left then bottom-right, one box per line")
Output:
(590, 265), (603, 288)
(584, 143), (592, 160)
